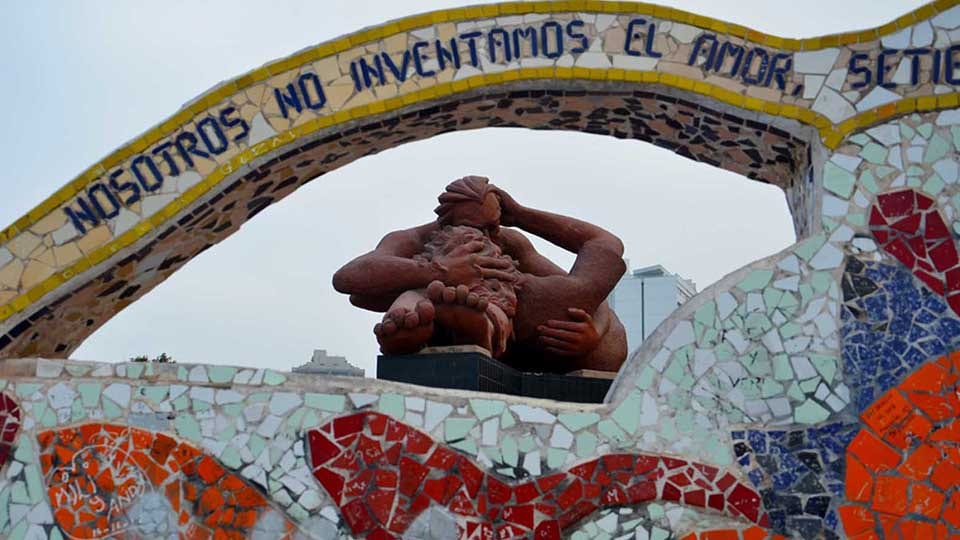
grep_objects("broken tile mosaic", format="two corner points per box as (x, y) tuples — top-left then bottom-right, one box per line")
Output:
(308, 411), (767, 538)
(0, 2), (957, 539)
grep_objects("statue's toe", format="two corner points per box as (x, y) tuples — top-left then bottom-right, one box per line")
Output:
(456, 285), (470, 304)
(416, 300), (436, 325)
(426, 280), (445, 302)
(381, 319), (398, 335)
(386, 306), (406, 324)
(441, 286), (457, 304)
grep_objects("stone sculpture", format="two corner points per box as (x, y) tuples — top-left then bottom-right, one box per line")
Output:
(333, 176), (628, 373)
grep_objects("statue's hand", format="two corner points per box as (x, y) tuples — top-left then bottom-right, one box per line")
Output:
(432, 242), (518, 286)
(537, 308), (601, 357)
(493, 187), (523, 227)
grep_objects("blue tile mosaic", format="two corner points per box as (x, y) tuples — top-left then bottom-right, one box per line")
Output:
(841, 256), (960, 415)
(731, 421), (858, 538)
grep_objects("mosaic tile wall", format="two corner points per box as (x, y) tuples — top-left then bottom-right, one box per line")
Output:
(2, 1), (960, 538)
(0, 358), (781, 539)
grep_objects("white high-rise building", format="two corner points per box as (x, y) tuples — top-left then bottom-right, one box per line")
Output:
(607, 264), (697, 352)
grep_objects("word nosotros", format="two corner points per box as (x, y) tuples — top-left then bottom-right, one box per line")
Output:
(63, 107), (250, 235)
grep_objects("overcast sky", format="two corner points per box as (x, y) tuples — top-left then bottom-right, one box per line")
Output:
(0, 0), (926, 374)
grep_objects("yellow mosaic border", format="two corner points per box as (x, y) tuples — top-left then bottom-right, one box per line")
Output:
(1, 0), (957, 324)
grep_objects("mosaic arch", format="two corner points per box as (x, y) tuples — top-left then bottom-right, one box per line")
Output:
(6, 1), (960, 539)
(9, 0), (946, 358)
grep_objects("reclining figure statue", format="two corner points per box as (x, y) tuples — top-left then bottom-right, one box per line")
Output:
(333, 176), (628, 374)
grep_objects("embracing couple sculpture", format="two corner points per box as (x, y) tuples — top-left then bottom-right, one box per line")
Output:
(333, 176), (628, 373)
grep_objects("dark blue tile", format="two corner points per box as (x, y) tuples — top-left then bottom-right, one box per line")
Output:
(748, 430), (766, 453)
(842, 257), (960, 414)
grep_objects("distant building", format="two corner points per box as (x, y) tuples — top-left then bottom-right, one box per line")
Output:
(608, 264), (697, 351)
(292, 349), (364, 377)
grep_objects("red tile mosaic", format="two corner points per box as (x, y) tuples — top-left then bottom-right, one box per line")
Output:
(840, 351), (960, 537)
(37, 423), (297, 539)
(870, 189), (960, 315)
(308, 412), (770, 539)
(0, 393), (20, 470)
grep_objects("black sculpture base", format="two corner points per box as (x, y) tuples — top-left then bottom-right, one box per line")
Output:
(376, 349), (613, 404)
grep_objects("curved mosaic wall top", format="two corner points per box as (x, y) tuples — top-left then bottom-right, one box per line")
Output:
(5, 1), (960, 538)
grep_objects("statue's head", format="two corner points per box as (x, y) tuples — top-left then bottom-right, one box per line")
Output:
(435, 176), (501, 231)
(418, 224), (521, 356)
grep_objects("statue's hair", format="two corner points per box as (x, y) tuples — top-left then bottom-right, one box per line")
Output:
(415, 225), (521, 318)
(434, 176), (496, 225)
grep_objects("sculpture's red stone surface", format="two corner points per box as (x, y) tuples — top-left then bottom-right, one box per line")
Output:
(333, 176), (628, 373)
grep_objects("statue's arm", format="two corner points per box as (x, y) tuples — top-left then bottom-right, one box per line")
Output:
(502, 227), (622, 358)
(346, 293), (396, 312)
(332, 226), (440, 299)
(498, 192), (625, 310)
(497, 229), (566, 277)
(333, 223), (517, 308)
(505, 204), (624, 261)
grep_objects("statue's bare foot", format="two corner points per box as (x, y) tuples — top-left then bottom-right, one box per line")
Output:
(427, 281), (508, 356)
(375, 292), (436, 355)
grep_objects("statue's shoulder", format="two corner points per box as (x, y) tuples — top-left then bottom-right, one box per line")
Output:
(409, 222), (440, 242)
(373, 223), (436, 254)
(381, 222), (435, 240)
(497, 228), (536, 254)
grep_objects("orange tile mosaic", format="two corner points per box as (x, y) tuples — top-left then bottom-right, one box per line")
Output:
(37, 423), (297, 539)
(840, 351), (960, 537)
(679, 526), (787, 540)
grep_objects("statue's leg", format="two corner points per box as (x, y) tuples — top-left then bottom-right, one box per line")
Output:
(374, 290), (436, 355)
(578, 303), (628, 373)
(427, 281), (508, 357)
